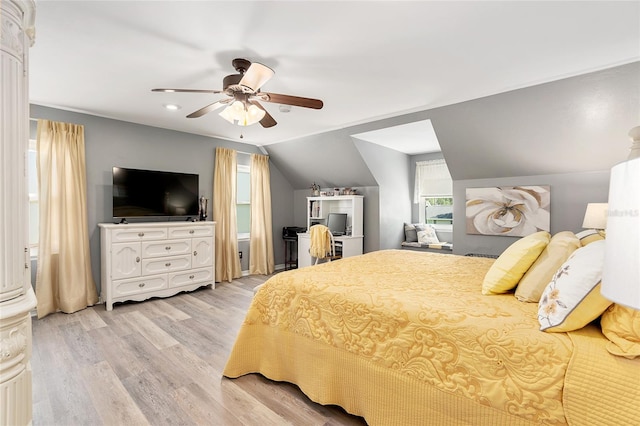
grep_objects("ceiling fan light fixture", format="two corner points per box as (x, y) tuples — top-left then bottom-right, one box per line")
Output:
(219, 101), (265, 126)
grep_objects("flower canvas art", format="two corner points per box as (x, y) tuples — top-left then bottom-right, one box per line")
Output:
(466, 186), (550, 236)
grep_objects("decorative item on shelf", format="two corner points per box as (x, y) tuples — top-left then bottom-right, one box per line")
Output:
(320, 191), (327, 196)
(198, 196), (208, 221)
(582, 203), (608, 236)
(601, 126), (640, 309)
(334, 188), (341, 196)
(310, 182), (320, 196)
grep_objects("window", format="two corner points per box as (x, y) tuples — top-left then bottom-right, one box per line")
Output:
(237, 164), (250, 239)
(415, 159), (453, 229)
(422, 196), (453, 225)
(28, 139), (39, 255)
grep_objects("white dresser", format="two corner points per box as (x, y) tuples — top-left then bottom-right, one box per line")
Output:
(99, 221), (215, 310)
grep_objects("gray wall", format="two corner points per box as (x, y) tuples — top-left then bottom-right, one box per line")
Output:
(270, 62), (638, 256)
(453, 170), (610, 256)
(30, 105), (294, 293)
(353, 138), (411, 250)
(29, 62), (638, 287)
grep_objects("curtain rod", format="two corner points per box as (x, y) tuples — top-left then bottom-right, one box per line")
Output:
(29, 118), (269, 156)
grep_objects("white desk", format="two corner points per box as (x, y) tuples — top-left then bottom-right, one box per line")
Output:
(297, 233), (363, 268)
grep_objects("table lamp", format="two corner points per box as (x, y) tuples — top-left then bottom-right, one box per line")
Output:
(582, 203), (608, 236)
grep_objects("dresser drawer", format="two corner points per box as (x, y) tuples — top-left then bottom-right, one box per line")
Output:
(168, 226), (213, 239)
(141, 239), (191, 258)
(141, 254), (191, 275)
(113, 275), (167, 297)
(111, 227), (168, 243)
(169, 267), (213, 288)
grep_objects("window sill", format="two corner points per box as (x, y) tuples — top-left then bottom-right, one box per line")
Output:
(238, 233), (250, 241)
(429, 224), (453, 232)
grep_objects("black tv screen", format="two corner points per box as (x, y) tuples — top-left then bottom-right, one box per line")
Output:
(112, 167), (199, 219)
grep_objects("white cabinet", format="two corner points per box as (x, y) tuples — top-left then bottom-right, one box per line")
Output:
(307, 195), (364, 236)
(1, 3), (38, 425)
(299, 195), (364, 267)
(99, 222), (215, 310)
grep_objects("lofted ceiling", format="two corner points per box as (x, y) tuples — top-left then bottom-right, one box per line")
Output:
(29, 1), (640, 151)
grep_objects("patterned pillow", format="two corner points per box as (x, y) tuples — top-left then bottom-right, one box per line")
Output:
(482, 231), (550, 295)
(417, 225), (439, 244)
(538, 240), (613, 332)
(575, 229), (604, 246)
(515, 231), (581, 303)
(600, 304), (640, 359)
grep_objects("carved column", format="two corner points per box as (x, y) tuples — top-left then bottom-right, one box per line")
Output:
(1, 1), (37, 425)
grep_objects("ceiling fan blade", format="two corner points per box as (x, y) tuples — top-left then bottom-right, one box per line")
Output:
(260, 92), (323, 109)
(152, 88), (223, 94)
(186, 98), (231, 118)
(250, 101), (277, 128)
(239, 62), (274, 92)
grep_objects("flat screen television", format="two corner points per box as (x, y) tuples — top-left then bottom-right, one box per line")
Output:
(326, 212), (347, 236)
(112, 167), (199, 219)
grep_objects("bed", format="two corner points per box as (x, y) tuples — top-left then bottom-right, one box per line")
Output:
(223, 248), (639, 425)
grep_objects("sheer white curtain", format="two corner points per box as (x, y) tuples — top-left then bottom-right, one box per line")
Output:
(36, 119), (98, 318)
(213, 147), (242, 282)
(414, 159), (452, 203)
(249, 153), (274, 275)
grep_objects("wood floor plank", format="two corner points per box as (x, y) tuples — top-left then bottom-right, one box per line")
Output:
(172, 383), (245, 426)
(74, 306), (108, 330)
(89, 326), (147, 380)
(81, 360), (149, 425)
(138, 298), (192, 321)
(121, 310), (180, 350)
(31, 272), (365, 426)
(121, 370), (193, 426)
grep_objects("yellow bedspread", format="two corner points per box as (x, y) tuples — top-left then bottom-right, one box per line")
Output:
(223, 250), (636, 425)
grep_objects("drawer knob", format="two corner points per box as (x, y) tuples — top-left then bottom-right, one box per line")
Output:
(193, 250), (198, 256)
(165, 246), (171, 250)
(136, 257), (140, 263)
(138, 232), (145, 237)
(189, 275), (195, 279)
(139, 283), (145, 288)
(189, 230), (195, 234)
(165, 262), (171, 267)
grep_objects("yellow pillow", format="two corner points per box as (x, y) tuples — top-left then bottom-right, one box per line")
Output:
(601, 304), (640, 359)
(515, 231), (580, 303)
(482, 231), (550, 295)
(538, 240), (612, 332)
(575, 229), (604, 246)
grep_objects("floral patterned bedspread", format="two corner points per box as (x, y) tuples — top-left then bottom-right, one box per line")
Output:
(224, 250), (576, 425)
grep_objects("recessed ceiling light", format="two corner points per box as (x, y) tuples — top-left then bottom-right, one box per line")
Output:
(163, 104), (181, 111)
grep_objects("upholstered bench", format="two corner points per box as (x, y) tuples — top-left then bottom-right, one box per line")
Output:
(401, 223), (453, 253)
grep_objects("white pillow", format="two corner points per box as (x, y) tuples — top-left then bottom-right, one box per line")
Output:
(417, 226), (439, 244)
(538, 240), (612, 332)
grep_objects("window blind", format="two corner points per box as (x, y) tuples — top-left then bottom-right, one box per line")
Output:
(414, 159), (452, 203)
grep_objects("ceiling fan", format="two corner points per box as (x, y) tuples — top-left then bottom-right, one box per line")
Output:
(152, 58), (323, 128)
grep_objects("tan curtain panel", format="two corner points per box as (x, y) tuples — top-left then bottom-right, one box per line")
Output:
(213, 147), (242, 282)
(35, 119), (98, 318)
(249, 153), (274, 275)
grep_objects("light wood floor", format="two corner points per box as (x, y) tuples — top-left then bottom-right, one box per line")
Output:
(31, 274), (367, 425)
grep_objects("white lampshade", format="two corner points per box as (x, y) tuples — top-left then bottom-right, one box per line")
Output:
(601, 156), (640, 309)
(582, 203), (608, 230)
